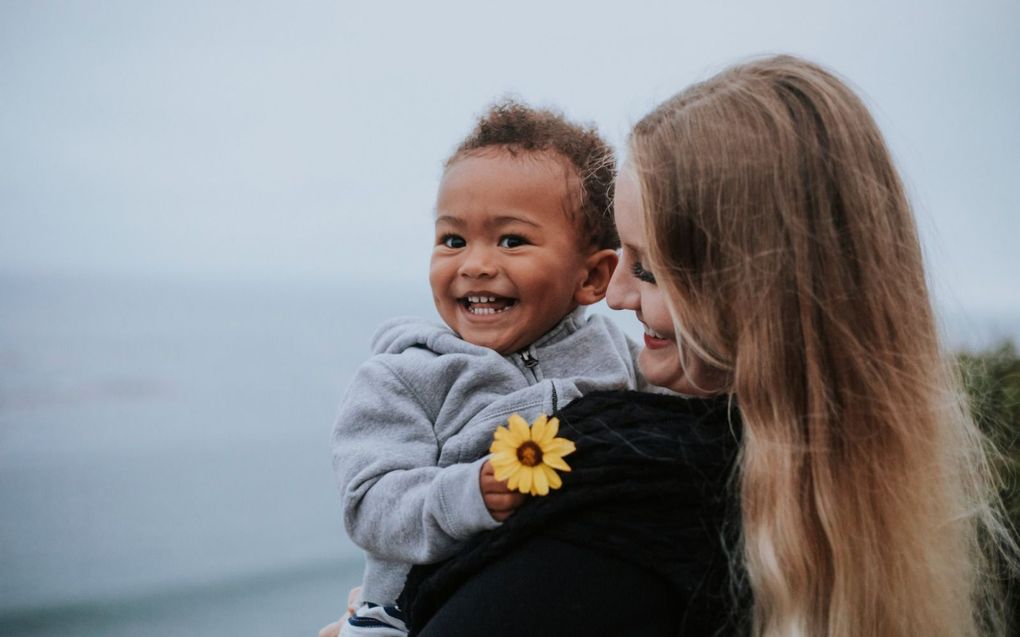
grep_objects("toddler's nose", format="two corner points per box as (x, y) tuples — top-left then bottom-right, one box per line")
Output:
(458, 246), (498, 278)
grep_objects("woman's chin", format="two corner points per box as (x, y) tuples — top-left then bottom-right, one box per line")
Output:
(639, 345), (722, 396)
(638, 346), (682, 390)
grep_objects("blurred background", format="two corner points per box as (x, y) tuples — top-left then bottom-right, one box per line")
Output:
(1, 1), (1018, 635)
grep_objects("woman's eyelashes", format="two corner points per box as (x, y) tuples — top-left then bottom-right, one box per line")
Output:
(631, 261), (657, 284)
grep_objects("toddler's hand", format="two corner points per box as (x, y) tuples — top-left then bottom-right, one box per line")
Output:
(480, 459), (526, 521)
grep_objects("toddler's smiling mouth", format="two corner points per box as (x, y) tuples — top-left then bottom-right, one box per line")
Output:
(459, 294), (518, 315)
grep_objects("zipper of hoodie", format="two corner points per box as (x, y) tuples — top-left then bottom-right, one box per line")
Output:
(518, 349), (540, 383)
(519, 348), (556, 411)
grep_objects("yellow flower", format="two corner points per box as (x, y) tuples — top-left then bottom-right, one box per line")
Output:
(489, 413), (576, 496)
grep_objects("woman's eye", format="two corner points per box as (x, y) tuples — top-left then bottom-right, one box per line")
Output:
(498, 235), (527, 248)
(631, 261), (657, 284)
(440, 234), (466, 249)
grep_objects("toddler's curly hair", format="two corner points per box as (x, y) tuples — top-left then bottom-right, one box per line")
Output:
(448, 98), (618, 250)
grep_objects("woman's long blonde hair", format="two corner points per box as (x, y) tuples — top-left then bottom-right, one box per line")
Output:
(630, 55), (1012, 636)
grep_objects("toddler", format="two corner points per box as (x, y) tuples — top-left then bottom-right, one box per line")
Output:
(331, 100), (643, 636)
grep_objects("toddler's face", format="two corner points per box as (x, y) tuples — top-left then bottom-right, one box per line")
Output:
(430, 151), (590, 354)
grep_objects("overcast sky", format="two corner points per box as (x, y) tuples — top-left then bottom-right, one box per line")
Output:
(1, 0), (1018, 314)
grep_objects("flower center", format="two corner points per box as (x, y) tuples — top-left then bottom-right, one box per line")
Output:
(516, 441), (543, 467)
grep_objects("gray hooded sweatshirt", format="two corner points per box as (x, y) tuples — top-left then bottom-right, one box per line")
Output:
(332, 306), (644, 604)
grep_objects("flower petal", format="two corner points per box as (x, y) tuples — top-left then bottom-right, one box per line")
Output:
(492, 464), (518, 479)
(542, 437), (576, 457)
(542, 454), (572, 472)
(532, 464), (549, 496)
(530, 414), (548, 445)
(493, 461), (518, 482)
(517, 466), (533, 494)
(489, 454), (518, 474)
(489, 439), (517, 455)
(495, 425), (526, 448)
(540, 463), (562, 489)
(508, 414), (530, 443)
(490, 451), (517, 466)
(505, 465), (523, 491)
(491, 457), (519, 478)
(538, 417), (559, 445)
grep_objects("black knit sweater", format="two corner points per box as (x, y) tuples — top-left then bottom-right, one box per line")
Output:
(399, 390), (748, 636)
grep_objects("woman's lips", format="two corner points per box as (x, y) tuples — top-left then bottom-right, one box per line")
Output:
(643, 333), (672, 350)
(642, 322), (672, 350)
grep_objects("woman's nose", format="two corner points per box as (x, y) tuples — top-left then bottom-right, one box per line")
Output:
(458, 246), (498, 278)
(606, 262), (637, 310)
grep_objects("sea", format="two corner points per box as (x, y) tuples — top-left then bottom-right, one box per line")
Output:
(1, 271), (1016, 636)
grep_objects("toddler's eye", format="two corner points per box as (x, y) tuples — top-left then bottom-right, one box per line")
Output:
(498, 235), (527, 248)
(631, 262), (657, 284)
(440, 234), (466, 249)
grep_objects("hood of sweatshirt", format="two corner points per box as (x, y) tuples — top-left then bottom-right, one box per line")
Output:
(370, 307), (589, 359)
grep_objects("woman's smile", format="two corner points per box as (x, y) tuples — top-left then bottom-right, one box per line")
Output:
(641, 322), (672, 349)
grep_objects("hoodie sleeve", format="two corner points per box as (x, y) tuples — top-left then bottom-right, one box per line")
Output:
(332, 357), (501, 565)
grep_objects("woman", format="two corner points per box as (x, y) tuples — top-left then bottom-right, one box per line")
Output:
(400, 55), (1013, 636)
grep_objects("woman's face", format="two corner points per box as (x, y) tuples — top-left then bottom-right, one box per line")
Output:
(607, 169), (721, 396)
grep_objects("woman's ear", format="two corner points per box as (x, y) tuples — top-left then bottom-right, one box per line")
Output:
(574, 249), (619, 306)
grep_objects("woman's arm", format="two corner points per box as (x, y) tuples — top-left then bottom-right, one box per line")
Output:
(414, 536), (676, 637)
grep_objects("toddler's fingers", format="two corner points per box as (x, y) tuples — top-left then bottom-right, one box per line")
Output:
(489, 509), (512, 522)
(485, 492), (526, 511)
(481, 480), (513, 495)
(480, 471), (514, 494)
(487, 499), (526, 521)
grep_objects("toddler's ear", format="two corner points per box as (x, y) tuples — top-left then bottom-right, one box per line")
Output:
(574, 248), (619, 306)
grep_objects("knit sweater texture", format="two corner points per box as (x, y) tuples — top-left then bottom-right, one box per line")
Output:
(400, 390), (748, 636)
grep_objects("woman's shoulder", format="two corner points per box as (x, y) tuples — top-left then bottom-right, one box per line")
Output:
(559, 389), (735, 420)
(555, 390), (740, 456)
